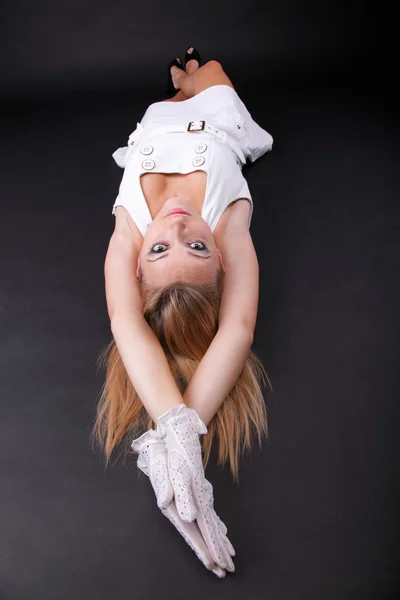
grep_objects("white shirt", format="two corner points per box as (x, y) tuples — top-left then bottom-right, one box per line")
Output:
(111, 128), (258, 236)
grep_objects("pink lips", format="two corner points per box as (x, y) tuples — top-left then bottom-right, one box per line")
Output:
(165, 208), (191, 217)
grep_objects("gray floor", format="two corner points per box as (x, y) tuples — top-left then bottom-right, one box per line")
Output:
(0, 3), (399, 598)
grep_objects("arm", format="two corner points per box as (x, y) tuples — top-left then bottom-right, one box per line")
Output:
(217, 226), (259, 335)
(104, 206), (144, 320)
(105, 208), (183, 421)
(105, 231), (142, 320)
(111, 313), (183, 423)
(182, 219), (259, 425)
(182, 324), (253, 426)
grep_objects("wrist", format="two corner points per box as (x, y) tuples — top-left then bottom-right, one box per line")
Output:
(156, 403), (187, 428)
(157, 404), (208, 438)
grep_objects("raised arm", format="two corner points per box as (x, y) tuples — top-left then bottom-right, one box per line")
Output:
(182, 323), (253, 426)
(105, 208), (183, 422)
(182, 221), (259, 424)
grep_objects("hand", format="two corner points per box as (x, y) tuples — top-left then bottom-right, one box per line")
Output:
(131, 429), (226, 578)
(156, 404), (236, 573)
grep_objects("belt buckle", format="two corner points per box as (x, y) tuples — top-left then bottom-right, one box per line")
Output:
(187, 120), (205, 132)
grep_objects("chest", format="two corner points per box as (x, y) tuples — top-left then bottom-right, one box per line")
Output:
(140, 170), (207, 219)
(139, 170), (247, 242)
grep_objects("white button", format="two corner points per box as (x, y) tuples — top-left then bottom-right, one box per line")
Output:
(142, 159), (155, 171)
(195, 143), (207, 154)
(140, 145), (154, 155)
(192, 156), (205, 167)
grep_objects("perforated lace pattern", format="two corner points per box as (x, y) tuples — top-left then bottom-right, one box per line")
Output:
(157, 405), (235, 571)
(131, 405), (235, 572)
(131, 428), (222, 574)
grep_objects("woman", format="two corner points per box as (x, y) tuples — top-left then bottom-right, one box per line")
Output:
(91, 48), (273, 578)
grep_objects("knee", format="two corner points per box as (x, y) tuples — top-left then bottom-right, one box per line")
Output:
(203, 60), (224, 73)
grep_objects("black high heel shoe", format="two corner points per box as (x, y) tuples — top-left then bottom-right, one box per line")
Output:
(165, 57), (184, 97)
(184, 46), (202, 70)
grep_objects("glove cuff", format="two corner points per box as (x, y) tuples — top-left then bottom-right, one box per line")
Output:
(156, 404), (208, 437)
(131, 428), (161, 453)
(131, 428), (166, 478)
(156, 403), (187, 427)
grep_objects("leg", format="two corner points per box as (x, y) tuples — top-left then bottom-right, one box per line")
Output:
(170, 60), (235, 99)
(162, 90), (190, 103)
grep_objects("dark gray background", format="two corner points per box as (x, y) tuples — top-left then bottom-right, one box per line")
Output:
(0, 1), (399, 599)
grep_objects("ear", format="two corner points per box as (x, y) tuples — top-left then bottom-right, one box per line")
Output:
(216, 247), (226, 273)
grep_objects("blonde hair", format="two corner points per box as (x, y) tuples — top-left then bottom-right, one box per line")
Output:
(91, 266), (271, 482)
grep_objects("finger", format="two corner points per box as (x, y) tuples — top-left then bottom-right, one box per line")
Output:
(197, 510), (235, 572)
(211, 565), (226, 579)
(193, 488), (235, 572)
(199, 485), (235, 570)
(161, 504), (226, 578)
(215, 513), (228, 536)
(209, 505), (236, 570)
(216, 515), (236, 556)
(150, 451), (174, 509)
(197, 512), (235, 573)
(168, 450), (197, 522)
(221, 532), (236, 557)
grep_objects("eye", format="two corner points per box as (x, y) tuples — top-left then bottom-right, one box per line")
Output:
(190, 241), (208, 251)
(150, 241), (208, 254)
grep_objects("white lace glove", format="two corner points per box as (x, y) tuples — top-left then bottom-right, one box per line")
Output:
(131, 428), (226, 578)
(156, 404), (236, 573)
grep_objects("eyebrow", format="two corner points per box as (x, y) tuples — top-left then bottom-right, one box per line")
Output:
(146, 251), (212, 263)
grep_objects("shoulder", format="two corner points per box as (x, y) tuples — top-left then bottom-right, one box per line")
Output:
(226, 198), (252, 231)
(214, 198), (251, 245)
(113, 206), (144, 251)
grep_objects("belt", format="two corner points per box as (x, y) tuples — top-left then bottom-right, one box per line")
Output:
(112, 120), (246, 168)
(127, 120), (228, 145)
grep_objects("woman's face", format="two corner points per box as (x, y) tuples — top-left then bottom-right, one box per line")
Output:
(137, 196), (223, 286)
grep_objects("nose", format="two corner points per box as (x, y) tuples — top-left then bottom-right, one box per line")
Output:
(169, 217), (188, 231)
(168, 217), (189, 243)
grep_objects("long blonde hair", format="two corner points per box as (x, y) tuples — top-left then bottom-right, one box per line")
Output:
(91, 266), (272, 482)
